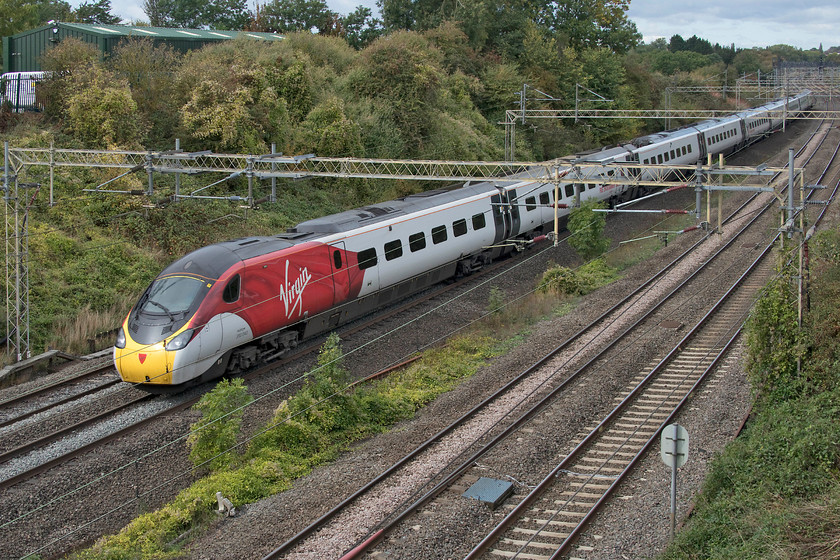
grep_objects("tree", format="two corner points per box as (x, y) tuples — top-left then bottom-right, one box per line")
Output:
(566, 199), (610, 260)
(142, 0), (249, 29)
(260, 0), (335, 33)
(74, 0), (121, 24)
(0, 0), (70, 40)
(541, 0), (640, 54)
(340, 6), (382, 49)
(668, 34), (686, 52)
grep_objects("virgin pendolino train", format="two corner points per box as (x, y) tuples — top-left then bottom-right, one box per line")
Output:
(114, 91), (813, 389)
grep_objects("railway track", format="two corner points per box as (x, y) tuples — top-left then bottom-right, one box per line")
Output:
(466, 240), (776, 559)
(0, 361), (118, 426)
(260, 121), (837, 559)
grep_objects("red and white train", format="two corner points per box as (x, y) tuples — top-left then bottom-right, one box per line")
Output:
(114, 91), (813, 389)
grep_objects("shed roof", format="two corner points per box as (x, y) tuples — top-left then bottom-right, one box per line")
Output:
(52, 23), (285, 42)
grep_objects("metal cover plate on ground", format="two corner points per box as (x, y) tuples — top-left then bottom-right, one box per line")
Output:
(463, 477), (514, 508)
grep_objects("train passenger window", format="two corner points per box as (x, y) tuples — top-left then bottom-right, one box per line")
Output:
(657, 154), (663, 164)
(384, 240), (403, 261)
(539, 192), (550, 206)
(670, 149), (676, 159)
(432, 225), (448, 244)
(223, 274), (240, 304)
(333, 250), (342, 269)
(409, 232), (426, 252)
(453, 218), (468, 236)
(525, 196), (536, 211)
(358, 248), (377, 270)
(688, 144), (693, 153)
(564, 184), (574, 198)
(472, 213), (486, 230)
(664, 152), (670, 162)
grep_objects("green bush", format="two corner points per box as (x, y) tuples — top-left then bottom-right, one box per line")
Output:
(566, 200), (611, 260)
(187, 378), (254, 471)
(538, 258), (617, 296)
(745, 267), (809, 405)
(64, 67), (144, 149)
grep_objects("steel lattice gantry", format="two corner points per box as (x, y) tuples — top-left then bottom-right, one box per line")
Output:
(4, 146), (793, 192)
(0, 145), (801, 364)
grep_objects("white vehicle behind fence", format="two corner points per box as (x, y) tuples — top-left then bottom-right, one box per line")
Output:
(1, 72), (47, 112)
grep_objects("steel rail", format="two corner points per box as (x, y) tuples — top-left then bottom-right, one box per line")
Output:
(0, 392), (153, 465)
(0, 377), (120, 429)
(469, 119), (838, 559)
(0, 363), (115, 409)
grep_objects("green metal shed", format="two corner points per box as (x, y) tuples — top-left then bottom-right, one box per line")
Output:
(3, 23), (284, 73)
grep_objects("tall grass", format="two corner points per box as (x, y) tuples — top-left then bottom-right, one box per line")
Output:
(45, 297), (135, 355)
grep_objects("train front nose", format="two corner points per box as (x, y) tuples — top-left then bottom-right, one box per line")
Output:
(115, 329), (173, 385)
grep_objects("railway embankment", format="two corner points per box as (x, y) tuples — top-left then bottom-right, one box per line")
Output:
(658, 225), (840, 559)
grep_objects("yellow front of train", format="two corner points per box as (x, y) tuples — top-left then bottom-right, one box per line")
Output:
(114, 272), (215, 388)
(114, 321), (188, 385)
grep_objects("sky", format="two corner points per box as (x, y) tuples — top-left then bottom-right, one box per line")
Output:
(83, 0), (835, 51)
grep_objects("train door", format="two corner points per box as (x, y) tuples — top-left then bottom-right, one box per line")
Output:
(329, 241), (352, 304)
(491, 193), (506, 244)
(490, 191), (521, 242)
(505, 190), (522, 237)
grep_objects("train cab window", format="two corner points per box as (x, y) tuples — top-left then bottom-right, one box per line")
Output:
(564, 184), (574, 198)
(409, 232), (426, 252)
(358, 248), (378, 270)
(333, 250), (342, 269)
(384, 240), (403, 261)
(432, 225), (448, 244)
(453, 218), (468, 237)
(472, 213), (486, 230)
(525, 196), (537, 211)
(223, 274), (240, 304)
(539, 192), (550, 206)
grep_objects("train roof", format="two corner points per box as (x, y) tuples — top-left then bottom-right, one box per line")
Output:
(160, 237), (297, 279)
(574, 144), (636, 162)
(289, 182), (498, 235)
